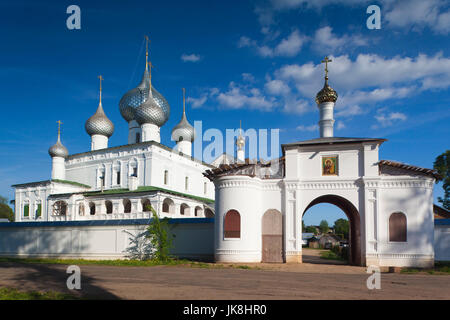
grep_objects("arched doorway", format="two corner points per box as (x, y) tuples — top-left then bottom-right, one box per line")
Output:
(262, 209), (283, 263)
(303, 195), (362, 266)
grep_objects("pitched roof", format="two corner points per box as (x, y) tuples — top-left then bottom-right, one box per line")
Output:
(282, 137), (386, 149)
(378, 160), (440, 179)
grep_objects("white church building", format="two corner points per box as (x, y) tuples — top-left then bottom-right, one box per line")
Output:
(1, 48), (444, 268)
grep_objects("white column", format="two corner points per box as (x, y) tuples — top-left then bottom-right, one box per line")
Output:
(91, 134), (108, 151)
(51, 156), (65, 180)
(175, 140), (192, 156)
(141, 123), (160, 143)
(318, 101), (335, 138)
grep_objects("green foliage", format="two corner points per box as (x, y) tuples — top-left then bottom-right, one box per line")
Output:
(146, 205), (175, 262)
(305, 225), (318, 235)
(0, 196), (7, 205)
(334, 218), (349, 239)
(434, 150), (450, 210)
(0, 287), (79, 300)
(0, 203), (14, 222)
(319, 220), (329, 234)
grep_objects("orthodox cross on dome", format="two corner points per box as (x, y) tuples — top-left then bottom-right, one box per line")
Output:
(145, 35), (150, 65)
(182, 88), (186, 114)
(321, 56), (332, 81)
(98, 75), (103, 102)
(56, 120), (63, 140)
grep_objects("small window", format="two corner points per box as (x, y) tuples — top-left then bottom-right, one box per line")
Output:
(89, 202), (96, 215)
(142, 199), (152, 212)
(123, 199), (131, 213)
(23, 204), (29, 217)
(224, 210), (241, 239)
(117, 170), (121, 185)
(164, 170), (169, 185)
(53, 201), (67, 216)
(132, 167), (138, 177)
(185, 177), (189, 191)
(136, 133), (141, 143)
(105, 201), (113, 214)
(204, 182), (207, 195)
(389, 212), (407, 242)
(35, 203), (42, 218)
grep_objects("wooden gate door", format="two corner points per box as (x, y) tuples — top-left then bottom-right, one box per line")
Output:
(262, 209), (283, 263)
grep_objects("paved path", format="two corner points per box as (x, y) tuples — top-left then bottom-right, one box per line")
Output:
(0, 260), (449, 300)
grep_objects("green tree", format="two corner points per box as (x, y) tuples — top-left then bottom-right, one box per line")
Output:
(305, 225), (318, 235)
(434, 150), (450, 210)
(146, 205), (175, 261)
(0, 196), (14, 222)
(334, 218), (349, 239)
(319, 220), (329, 234)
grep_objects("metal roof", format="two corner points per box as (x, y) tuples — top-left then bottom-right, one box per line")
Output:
(282, 137), (386, 149)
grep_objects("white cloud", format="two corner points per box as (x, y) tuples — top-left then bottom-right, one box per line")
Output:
(238, 29), (307, 58)
(336, 121), (346, 130)
(274, 29), (307, 56)
(264, 0), (450, 34)
(181, 53), (201, 62)
(373, 110), (407, 128)
(384, 0), (450, 34)
(296, 124), (318, 131)
(265, 79), (291, 95)
(217, 83), (274, 111)
(312, 26), (368, 54)
(275, 53), (450, 99)
(187, 96), (207, 109)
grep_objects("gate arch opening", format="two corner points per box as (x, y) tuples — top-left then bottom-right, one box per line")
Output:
(303, 195), (362, 266)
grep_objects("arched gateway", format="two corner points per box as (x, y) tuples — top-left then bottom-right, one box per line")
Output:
(206, 61), (437, 268)
(303, 195), (361, 266)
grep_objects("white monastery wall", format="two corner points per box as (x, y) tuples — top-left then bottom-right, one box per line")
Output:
(0, 220), (214, 260)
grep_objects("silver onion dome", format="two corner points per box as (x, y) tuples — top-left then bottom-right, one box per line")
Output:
(119, 67), (170, 124)
(135, 86), (167, 126)
(49, 137), (68, 158)
(85, 102), (114, 137)
(171, 112), (195, 142)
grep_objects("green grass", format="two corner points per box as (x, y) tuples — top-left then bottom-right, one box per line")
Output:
(319, 250), (346, 261)
(0, 287), (79, 300)
(401, 261), (450, 275)
(0, 257), (258, 270)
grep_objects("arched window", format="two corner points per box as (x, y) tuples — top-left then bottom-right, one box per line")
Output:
(205, 208), (214, 218)
(142, 199), (152, 212)
(113, 162), (121, 185)
(162, 198), (174, 214)
(105, 201), (113, 214)
(224, 210), (241, 239)
(180, 203), (189, 215)
(194, 206), (203, 217)
(89, 202), (96, 215)
(389, 212), (407, 242)
(53, 201), (67, 216)
(123, 199), (131, 213)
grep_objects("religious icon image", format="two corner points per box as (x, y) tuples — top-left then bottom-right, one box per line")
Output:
(322, 156), (338, 175)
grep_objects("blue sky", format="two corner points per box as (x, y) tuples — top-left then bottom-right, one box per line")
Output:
(0, 0), (448, 225)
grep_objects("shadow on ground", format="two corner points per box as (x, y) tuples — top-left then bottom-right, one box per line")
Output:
(0, 262), (119, 299)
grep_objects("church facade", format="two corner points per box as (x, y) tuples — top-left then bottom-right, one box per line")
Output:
(12, 41), (215, 224)
(7, 48), (440, 268)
